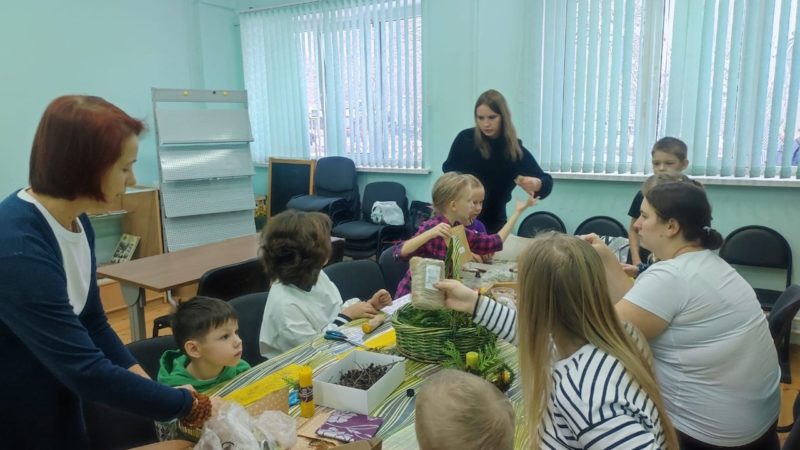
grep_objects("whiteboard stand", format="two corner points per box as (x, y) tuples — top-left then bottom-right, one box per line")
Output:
(151, 88), (256, 253)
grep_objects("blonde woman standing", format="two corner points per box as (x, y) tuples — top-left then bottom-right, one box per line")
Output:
(436, 233), (678, 449)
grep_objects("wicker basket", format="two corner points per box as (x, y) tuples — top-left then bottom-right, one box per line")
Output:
(391, 304), (496, 363)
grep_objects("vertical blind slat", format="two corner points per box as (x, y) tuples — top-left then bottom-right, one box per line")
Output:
(705, 0), (731, 176)
(749, 0), (777, 178)
(721, 0), (746, 177)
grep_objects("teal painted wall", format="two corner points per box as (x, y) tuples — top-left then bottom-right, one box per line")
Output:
(0, 0), (243, 195)
(2, 0), (798, 285)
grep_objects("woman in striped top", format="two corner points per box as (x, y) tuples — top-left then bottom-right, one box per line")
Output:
(436, 233), (678, 449)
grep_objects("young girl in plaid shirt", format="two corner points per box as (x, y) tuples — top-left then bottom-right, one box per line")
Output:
(393, 172), (536, 297)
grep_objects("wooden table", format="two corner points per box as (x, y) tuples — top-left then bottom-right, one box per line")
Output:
(97, 234), (262, 341)
(98, 234), (345, 341)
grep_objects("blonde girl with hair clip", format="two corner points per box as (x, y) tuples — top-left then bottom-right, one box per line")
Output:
(436, 233), (678, 449)
(392, 172), (535, 298)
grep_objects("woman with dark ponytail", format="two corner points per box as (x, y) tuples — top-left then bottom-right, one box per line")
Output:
(585, 181), (780, 450)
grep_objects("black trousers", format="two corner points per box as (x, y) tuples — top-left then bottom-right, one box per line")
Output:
(678, 421), (779, 450)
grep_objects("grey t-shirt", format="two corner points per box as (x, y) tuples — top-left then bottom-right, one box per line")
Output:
(624, 250), (780, 446)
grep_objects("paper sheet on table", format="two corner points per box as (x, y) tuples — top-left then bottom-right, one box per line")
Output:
(493, 234), (534, 262)
(380, 294), (411, 316)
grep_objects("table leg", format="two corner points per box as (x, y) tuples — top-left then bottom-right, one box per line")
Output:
(120, 283), (147, 341)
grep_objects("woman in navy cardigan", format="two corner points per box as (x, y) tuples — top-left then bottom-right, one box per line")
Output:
(0, 96), (214, 448)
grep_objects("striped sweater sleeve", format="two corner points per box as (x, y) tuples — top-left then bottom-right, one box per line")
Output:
(472, 296), (517, 345)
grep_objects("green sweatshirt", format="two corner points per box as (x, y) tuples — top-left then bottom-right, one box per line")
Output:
(157, 349), (251, 392)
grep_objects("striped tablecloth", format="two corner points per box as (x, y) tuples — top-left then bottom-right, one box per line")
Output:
(213, 320), (530, 449)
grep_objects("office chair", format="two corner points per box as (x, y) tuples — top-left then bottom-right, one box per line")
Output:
(720, 225), (793, 311)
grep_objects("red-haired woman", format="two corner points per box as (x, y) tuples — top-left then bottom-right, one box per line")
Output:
(0, 96), (215, 448)
(443, 89), (553, 233)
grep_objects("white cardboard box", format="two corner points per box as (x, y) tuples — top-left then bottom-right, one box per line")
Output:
(313, 351), (406, 415)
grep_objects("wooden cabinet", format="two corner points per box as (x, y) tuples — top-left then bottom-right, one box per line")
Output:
(92, 187), (165, 313)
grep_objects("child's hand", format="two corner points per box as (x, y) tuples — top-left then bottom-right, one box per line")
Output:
(426, 223), (451, 241)
(481, 253), (494, 263)
(434, 279), (479, 315)
(514, 195), (537, 213)
(342, 301), (378, 320)
(368, 289), (392, 310)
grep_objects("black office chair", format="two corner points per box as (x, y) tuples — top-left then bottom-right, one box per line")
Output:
(574, 215), (627, 237)
(720, 225), (793, 311)
(126, 335), (180, 378)
(407, 200), (434, 236)
(767, 284), (800, 384)
(323, 259), (387, 301)
(378, 245), (409, 298)
(152, 258), (269, 337)
(332, 181), (408, 259)
(83, 335), (179, 450)
(286, 156), (359, 225)
(518, 211), (566, 237)
(229, 291), (269, 366)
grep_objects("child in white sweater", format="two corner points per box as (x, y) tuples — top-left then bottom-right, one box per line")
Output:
(258, 210), (391, 358)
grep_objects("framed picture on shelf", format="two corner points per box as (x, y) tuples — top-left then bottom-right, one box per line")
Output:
(110, 233), (141, 264)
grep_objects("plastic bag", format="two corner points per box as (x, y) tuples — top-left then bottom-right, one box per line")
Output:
(371, 201), (405, 226)
(194, 402), (296, 450)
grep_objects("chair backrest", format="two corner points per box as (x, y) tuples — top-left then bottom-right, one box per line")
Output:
(323, 259), (387, 301)
(197, 258), (269, 301)
(313, 156), (360, 215)
(574, 215), (627, 237)
(768, 284), (800, 344)
(360, 181), (408, 223)
(126, 335), (179, 379)
(378, 245), (409, 298)
(518, 211), (567, 238)
(408, 200), (434, 235)
(229, 291), (269, 366)
(719, 225), (793, 288)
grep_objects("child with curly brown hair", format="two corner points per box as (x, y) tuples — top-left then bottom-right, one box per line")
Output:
(258, 210), (391, 358)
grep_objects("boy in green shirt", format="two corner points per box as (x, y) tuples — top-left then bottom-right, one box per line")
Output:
(158, 296), (250, 392)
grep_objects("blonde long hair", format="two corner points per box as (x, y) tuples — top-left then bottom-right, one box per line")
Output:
(473, 89), (522, 161)
(516, 233), (678, 449)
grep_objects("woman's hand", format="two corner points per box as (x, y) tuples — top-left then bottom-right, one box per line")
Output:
(621, 263), (640, 278)
(515, 176), (542, 196)
(426, 223), (451, 241)
(368, 289), (392, 310)
(434, 279), (479, 315)
(581, 233), (619, 266)
(209, 396), (224, 419)
(342, 301), (378, 320)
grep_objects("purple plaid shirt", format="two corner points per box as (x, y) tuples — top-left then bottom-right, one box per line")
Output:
(394, 215), (502, 297)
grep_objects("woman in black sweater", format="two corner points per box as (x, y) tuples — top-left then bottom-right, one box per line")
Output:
(443, 89), (553, 233)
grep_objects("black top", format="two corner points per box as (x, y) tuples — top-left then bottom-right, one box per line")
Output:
(628, 190), (644, 218)
(442, 128), (553, 233)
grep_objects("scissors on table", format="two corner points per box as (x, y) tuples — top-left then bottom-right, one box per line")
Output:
(324, 330), (371, 350)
